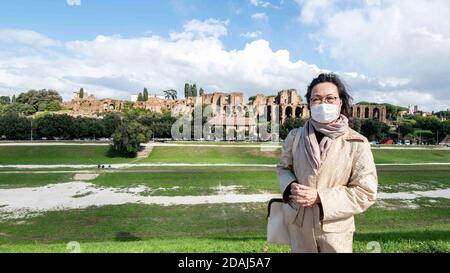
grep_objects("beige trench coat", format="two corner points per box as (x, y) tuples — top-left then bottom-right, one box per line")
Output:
(277, 126), (378, 252)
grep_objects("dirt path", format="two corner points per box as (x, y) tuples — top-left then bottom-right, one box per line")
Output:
(0, 181), (449, 220)
(0, 163), (277, 169)
(137, 145), (153, 158)
(0, 143), (109, 146)
(1, 162), (450, 170)
(0, 168), (277, 174)
(0, 182), (279, 220)
(1, 142), (448, 150)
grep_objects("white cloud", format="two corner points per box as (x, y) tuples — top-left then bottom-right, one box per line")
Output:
(0, 20), (322, 103)
(295, 0), (450, 111)
(299, 0), (450, 77)
(170, 18), (228, 40)
(378, 77), (411, 88)
(0, 29), (61, 47)
(0, 15), (449, 112)
(295, 0), (336, 24)
(251, 12), (268, 22)
(240, 31), (262, 38)
(365, 0), (381, 6)
(66, 0), (81, 6)
(249, 0), (279, 9)
(355, 89), (439, 110)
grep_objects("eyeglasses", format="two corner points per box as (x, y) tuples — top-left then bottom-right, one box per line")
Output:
(310, 95), (339, 105)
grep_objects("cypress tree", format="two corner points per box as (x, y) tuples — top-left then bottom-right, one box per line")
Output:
(191, 84), (197, 97)
(143, 88), (149, 101)
(184, 83), (191, 98)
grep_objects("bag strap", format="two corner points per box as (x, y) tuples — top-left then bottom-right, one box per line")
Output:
(267, 198), (283, 218)
(267, 127), (303, 218)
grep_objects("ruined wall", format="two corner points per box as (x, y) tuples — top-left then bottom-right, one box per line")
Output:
(350, 104), (387, 123)
(64, 90), (388, 126)
(64, 94), (124, 116)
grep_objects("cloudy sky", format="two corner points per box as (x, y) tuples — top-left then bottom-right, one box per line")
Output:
(0, 0), (449, 111)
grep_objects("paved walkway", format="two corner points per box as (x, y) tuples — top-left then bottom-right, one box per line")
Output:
(0, 181), (449, 220)
(1, 142), (449, 150)
(1, 162), (450, 169)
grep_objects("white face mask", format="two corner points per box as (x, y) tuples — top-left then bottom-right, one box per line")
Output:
(310, 103), (340, 123)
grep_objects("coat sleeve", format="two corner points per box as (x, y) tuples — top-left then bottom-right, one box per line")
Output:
(277, 128), (298, 197)
(317, 141), (378, 221)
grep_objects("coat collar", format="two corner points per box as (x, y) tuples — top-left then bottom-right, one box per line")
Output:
(343, 128), (367, 142)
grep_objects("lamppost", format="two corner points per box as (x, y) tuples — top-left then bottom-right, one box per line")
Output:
(437, 128), (439, 145)
(30, 118), (33, 141)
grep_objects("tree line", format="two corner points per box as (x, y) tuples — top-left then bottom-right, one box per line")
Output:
(135, 88), (178, 101)
(0, 88), (178, 156)
(0, 109), (177, 156)
(280, 115), (450, 144)
(2, 88), (450, 154)
(184, 83), (204, 98)
(0, 89), (63, 115)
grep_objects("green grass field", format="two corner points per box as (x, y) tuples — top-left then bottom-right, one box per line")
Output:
(1, 145), (450, 165)
(166, 141), (272, 145)
(0, 173), (74, 188)
(0, 144), (449, 253)
(91, 171), (278, 195)
(372, 149), (450, 164)
(0, 146), (138, 165)
(0, 200), (448, 253)
(144, 147), (279, 164)
(1, 167), (449, 194)
(145, 146), (450, 164)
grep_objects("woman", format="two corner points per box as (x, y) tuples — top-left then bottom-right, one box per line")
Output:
(277, 73), (378, 253)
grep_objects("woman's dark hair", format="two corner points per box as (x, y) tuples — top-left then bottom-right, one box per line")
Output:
(305, 73), (353, 117)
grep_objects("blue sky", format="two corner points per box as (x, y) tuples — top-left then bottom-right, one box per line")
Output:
(0, 0), (331, 68)
(0, 0), (449, 111)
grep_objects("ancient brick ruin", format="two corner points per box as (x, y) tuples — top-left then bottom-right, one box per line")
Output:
(64, 89), (387, 126)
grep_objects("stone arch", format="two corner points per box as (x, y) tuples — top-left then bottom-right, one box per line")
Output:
(285, 106), (293, 118)
(364, 107), (369, 119)
(267, 105), (272, 122)
(295, 106), (301, 118)
(357, 107), (361, 118)
(373, 107), (380, 120)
